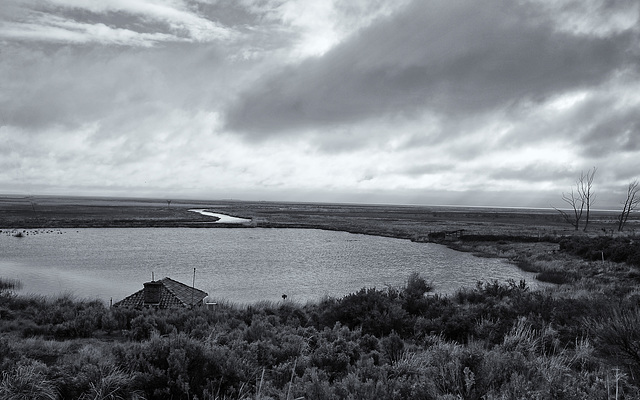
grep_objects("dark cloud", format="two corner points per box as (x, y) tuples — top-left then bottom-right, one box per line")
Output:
(56, 8), (173, 37)
(402, 162), (457, 177)
(0, 40), (234, 132)
(225, 0), (636, 136)
(488, 163), (577, 183)
(581, 108), (640, 157)
(0, 44), (156, 130)
(189, 0), (263, 28)
(606, 163), (640, 184)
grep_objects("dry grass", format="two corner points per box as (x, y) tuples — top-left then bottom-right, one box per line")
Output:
(0, 278), (22, 292)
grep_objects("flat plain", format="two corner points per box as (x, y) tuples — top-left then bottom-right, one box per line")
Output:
(0, 194), (630, 236)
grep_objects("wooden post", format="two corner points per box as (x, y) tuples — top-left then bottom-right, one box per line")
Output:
(286, 357), (297, 400)
(191, 268), (196, 307)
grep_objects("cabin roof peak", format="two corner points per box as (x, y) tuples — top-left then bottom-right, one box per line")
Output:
(113, 277), (208, 309)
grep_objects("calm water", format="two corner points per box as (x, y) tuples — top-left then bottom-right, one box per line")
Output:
(0, 228), (540, 304)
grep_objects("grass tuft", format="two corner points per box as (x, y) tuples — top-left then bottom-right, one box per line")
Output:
(536, 271), (574, 285)
(0, 277), (23, 292)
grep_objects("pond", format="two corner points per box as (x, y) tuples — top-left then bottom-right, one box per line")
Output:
(0, 228), (541, 304)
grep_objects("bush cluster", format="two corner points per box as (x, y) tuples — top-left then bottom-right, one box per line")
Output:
(1, 275), (640, 399)
(0, 291), (106, 339)
(461, 234), (559, 243)
(560, 236), (640, 267)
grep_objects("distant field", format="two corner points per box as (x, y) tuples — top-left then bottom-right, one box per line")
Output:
(0, 195), (634, 240)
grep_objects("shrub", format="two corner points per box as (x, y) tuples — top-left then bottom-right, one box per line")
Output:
(381, 332), (404, 365)
(100, 312), (119, 335)
(1, 266), (640, 398)
(310, 330), (359, 382)
(80, 365), (143, 400)
(325, 288), (410, 336)
(129, 315), (158, 341)
(0, 362), (58, 400)
(586, 307), (640, 379)
(560, 236), (640, 267)
(535, 270), (574, 285)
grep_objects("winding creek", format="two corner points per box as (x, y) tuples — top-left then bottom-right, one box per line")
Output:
(188, 209), (252, 224)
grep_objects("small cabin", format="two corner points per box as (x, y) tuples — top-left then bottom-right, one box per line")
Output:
(113, 277), (208, 309)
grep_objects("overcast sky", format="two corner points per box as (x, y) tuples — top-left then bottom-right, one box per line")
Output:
(1, 0), (639, 208)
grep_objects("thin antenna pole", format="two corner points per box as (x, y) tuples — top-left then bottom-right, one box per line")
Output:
(191, 268), (196, 307)
(152, 271), (154, 282)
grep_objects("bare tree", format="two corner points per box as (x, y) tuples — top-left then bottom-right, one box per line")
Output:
(554, 167), (596, 231)
(618, 180), (640, 232)
(555, 189), (584, 230)
(579, 167), (596, 232)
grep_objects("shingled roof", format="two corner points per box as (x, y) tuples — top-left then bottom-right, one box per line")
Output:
(113, 277), (208, 309)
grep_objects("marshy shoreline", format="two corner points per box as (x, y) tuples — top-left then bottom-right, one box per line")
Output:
(2, 194), (636, 285)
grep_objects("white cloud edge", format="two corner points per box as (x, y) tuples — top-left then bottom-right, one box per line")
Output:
(0, 0), (235, 46)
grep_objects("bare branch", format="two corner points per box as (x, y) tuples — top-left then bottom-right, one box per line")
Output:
(618, 180), (640, 231)
(553, 206), (578, 229)
(556, 168), (596, 231)
(564, 189), (584, 230)
(580, 167), (596, 231)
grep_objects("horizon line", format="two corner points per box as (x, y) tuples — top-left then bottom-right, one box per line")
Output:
(0, 192), (626, 213)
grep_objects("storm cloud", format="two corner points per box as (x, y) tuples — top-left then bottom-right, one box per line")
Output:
(225, 0), (638, 136)
(1, 0), (639, 208)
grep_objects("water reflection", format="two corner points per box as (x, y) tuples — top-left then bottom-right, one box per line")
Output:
(0, 228), (541, 304)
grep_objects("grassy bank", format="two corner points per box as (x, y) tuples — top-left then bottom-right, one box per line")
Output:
(2, 266), (639, 399)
